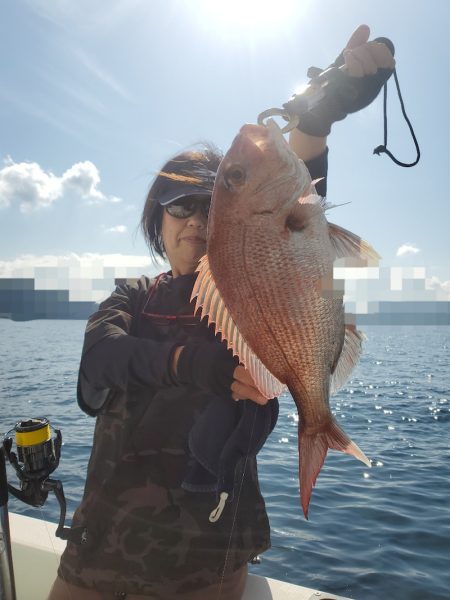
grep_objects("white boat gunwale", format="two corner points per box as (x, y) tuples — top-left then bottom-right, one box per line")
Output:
(9, 512), (353, 600)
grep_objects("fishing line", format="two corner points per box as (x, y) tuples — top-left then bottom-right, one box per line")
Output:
(38, 504), (59, 556)
(215, 402), (258, 600)
(37, 504), (76, 600)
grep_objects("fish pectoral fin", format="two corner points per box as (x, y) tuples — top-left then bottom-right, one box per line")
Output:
(191, 255), (285, 399)
(299, 419), (370, 519)
(286, 198), (322, 232)
(330, 324), (364, 394)
(328, 222), (380, 266)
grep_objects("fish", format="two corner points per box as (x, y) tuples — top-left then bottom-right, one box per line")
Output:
(191, 121), (379, 518)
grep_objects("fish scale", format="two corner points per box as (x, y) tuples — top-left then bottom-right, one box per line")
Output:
(222, 225), (338, 411)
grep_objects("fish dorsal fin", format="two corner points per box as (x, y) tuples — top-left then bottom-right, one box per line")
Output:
(330, 324), (365, 395)
(328, 222), (380, 266)
(192, 255), (285, 399)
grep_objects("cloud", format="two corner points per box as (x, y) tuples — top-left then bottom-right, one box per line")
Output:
(62, 161), (121, 205)
(104, 225), (127, 233)
(396, 244), (420, 257)
(0, 157), (60, 212)
(0, 157), (121, 213)
(426, 276), (450, 296)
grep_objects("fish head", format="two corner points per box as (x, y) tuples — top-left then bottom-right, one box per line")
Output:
(208, 120), (333, 279)
(209, 121), (312, 229)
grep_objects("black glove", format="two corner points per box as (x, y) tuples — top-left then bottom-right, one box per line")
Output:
(176, 341), (239, 396)
(284, 41), (394, 138)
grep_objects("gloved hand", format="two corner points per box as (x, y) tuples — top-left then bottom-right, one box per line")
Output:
(284, 25), (395, 138)
(175, 340), (239, 396)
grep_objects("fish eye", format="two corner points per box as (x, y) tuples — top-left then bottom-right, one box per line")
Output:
(224, 165), (246, 189)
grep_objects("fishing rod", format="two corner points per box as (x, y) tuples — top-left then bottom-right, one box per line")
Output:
(0, 418), (81, 600)
(0, 445), (16, 600)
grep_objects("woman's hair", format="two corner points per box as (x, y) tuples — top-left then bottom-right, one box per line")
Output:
(140, 143), (223, 261)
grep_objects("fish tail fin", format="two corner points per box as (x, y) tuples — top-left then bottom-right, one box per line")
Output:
(299, 419), (371, 519)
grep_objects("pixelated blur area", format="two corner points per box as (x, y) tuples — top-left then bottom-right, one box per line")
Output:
(0, 255), (161, 320)
(0, 257), (449, 323)
(335, 266), (450, 325)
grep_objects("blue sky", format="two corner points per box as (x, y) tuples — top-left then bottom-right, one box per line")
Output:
(1, 0), (449, 295)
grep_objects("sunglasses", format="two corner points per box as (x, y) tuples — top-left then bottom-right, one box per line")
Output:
(165, 197), (211, 219)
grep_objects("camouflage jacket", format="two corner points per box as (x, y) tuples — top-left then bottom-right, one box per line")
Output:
(58, 272), (271, 597)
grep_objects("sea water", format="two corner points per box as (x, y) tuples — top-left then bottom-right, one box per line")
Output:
(1, 320), (449, 600)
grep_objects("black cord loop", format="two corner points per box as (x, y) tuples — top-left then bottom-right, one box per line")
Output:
(373, 69), (420, 167)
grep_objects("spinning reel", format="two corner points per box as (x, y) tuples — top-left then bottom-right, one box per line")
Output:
(3, 418), (84, 543)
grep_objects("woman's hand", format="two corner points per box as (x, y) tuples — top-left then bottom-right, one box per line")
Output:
(231, 365), (269, 405)
(341, 24), (395, 78)
(172, 344), (269, 405)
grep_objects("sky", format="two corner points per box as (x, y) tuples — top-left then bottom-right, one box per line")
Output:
(1, 0), (449, 297)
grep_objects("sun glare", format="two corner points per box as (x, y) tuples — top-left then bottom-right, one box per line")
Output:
(189, 0), (309, 39)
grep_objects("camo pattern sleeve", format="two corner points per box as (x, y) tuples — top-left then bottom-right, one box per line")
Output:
(77, 276), (177, 416)
(58, 273), (272, 597)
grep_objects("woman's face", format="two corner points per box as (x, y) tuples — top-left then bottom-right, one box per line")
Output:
(161, 198), (208, 277)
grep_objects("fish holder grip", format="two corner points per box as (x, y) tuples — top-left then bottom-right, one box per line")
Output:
(283, 37), (395, 138)
(282, 67), (360, 137)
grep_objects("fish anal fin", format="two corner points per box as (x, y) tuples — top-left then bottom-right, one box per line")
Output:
(299, 419), (370, 519)
(192, 256), (285, 399)
(330, 324), (364, 395)
(328, 222), (380, 267)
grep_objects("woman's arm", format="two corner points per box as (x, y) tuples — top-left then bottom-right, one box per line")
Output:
(289, 129), (327, 163)
(77, 279), (178, 415)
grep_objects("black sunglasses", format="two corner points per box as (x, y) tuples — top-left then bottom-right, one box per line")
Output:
(165, 197), (211, 219)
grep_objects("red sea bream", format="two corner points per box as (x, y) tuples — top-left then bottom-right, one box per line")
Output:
(192, 121), (379, 518)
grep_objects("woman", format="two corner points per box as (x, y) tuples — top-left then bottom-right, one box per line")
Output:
(48, 26), (394, 600)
